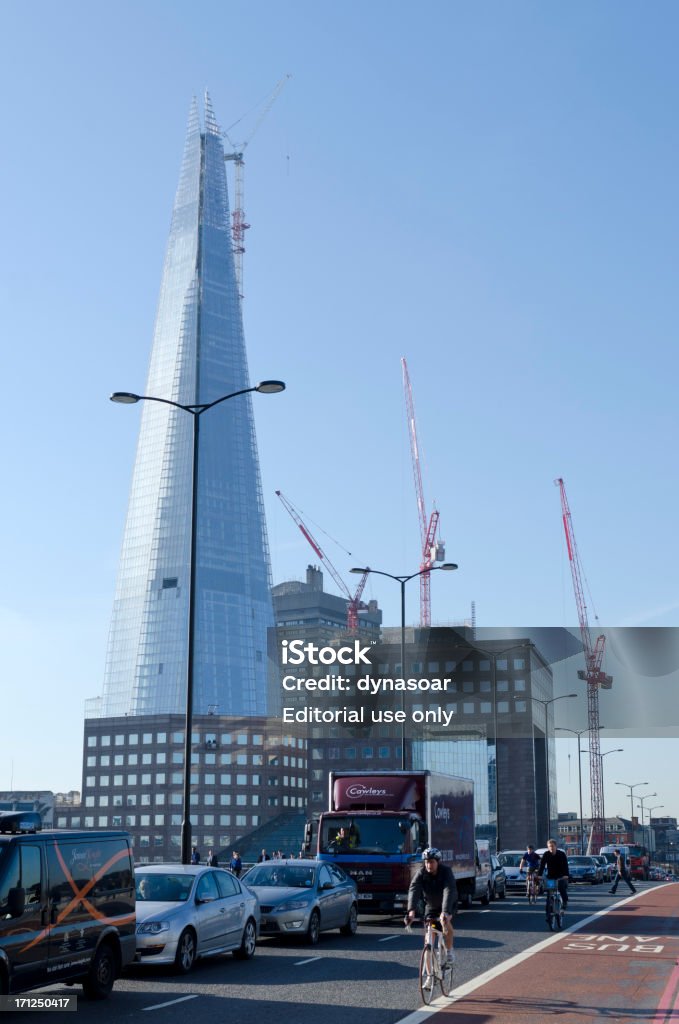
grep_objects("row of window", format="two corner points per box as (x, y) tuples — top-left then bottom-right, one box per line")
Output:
(85, 752), (307, 768)
(87, 732), (305, 748)
(84, 770), (303, 788)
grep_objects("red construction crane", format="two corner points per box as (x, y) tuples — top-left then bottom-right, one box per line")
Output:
(223, 74), (291, 298)
(556, 477), (613, 852)
(275, 490), (369, 632)
(402, 357), (445, 626)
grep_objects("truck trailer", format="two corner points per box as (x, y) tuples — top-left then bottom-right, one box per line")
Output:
(305, 770), (482, 914)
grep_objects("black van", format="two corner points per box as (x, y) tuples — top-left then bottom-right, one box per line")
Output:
(0, 813), (135, 998)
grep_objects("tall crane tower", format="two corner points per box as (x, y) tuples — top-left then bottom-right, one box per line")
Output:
(402, 357), (445, 626)
(275, 491), (369, 632)
(223, 74), (291, 298)
(556, 477), (613, 852)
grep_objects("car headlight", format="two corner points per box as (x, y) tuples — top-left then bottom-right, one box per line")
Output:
(137, 921), (171, 935)
(277, 898), (311, 912)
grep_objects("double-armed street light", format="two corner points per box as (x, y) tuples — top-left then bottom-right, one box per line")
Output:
(643, 804), (664, 860)
(349, 563), (458, 770)
(525, 693), (577, 836)
(555, 725), (599, 854)
(579, 746), (623, 844)
(112, 380), (286, 863)
(636, 792), (658, 852)
(615, 781), (649, 841)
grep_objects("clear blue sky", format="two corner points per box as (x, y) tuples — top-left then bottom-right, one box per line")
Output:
(1, 1), (677, 823)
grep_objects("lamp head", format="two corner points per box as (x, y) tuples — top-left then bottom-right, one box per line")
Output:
(440, 563), (458, 571)
(110, 392), (141, 404)
(350, 567), (369, 574)
(256, 380), (286, 394)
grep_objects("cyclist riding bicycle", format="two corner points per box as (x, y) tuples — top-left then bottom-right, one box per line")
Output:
(519, 844), (541, 896)
(406, 847), (457, 964)
(537, 838), (570, 921)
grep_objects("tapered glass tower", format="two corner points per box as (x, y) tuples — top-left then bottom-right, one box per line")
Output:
(96, 95), (274, 719)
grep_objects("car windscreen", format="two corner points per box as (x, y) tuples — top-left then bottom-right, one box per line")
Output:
(136, 873), (193, 902)
(569, 857), (593, 865)
(245, 864), (315, 888)
(498, 853), (522, 867)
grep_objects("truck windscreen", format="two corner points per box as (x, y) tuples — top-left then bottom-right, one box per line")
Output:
(320, 817), (413, 855)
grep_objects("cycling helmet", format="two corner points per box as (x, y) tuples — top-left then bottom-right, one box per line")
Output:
(422, 847), (442, 861)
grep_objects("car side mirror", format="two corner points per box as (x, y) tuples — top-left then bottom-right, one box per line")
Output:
(321, 881), (333, 891)
(8, 886), (26, 918)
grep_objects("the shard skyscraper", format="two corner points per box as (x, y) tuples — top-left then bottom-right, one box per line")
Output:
(97, 95), (275, 720)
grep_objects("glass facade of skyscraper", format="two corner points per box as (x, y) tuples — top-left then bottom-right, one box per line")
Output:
(95, 95), (274, 720)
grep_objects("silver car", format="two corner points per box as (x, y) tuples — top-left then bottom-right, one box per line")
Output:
(135, 864), (260, 973)
(242, 859), (358, 944)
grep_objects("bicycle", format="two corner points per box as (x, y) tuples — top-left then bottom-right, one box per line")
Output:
(406, 914), (454, 1004)
(524, 870), (538, 904)
(544, 877), (565, 931)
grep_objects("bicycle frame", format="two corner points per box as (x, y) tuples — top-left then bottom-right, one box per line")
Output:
(544, 877), (564, 931)
(417, 916), (454, 1005)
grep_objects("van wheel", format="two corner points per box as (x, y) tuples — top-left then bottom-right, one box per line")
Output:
(82, 943), (116, 999)
(174, 929), (197, 974)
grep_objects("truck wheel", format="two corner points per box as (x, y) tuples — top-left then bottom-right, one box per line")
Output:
(82, 942), (116, 999)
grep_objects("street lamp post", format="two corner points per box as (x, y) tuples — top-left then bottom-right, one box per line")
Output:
(112, 380), (285, 863)
(526, 694), (577, 838)
(643, 804), (664, 863)
(581, 747), (624, 846)
(350, 564), (458, 770)
(597, 748), (623, 845)
(636, 793), (658, 858)
(555, 726), (593, 854)
(615, 781), (649, 844)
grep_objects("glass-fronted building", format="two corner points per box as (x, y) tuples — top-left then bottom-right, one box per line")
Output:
(94, 95), (274, 721)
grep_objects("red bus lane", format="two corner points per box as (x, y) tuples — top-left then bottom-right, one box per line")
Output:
(417, 884), (679, 1024)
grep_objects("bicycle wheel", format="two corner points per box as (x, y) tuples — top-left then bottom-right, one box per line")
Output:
(440, 955), (454, 996)
(555, 898), (564, 930)
(546, 895), (555, 930)
(419, 945), (435, 1005)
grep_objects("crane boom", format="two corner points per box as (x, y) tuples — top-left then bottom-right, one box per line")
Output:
(556, 477), (613, 851)
(275, 490), (368, 632)
(402, 358), (444, 626)
(223, 74), (291, 298)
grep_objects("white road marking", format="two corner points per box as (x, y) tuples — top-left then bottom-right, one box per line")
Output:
(143, 995), (199, 1011)
(379, 934), (400, 942)
(294, 956), (322, 965)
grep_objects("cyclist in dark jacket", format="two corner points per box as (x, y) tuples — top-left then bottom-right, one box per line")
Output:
(406, 848), (458, 963)
(538, 838), (570, 919)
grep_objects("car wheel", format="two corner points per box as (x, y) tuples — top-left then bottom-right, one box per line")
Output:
(340, 903), (358, 936)
(499, 884), (506, 900)
(480, 884), (490, 906)
(174, 929), (197, 974)
(489, 882), (497, 902)
(233, 918), (257, 960)
(82, 942), (116, 999)
(306, 909), (321, 945)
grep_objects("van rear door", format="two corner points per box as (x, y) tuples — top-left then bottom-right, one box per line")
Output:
(0, 840), (47, 993)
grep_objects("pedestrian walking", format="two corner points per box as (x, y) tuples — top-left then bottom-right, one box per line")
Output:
(190, 845), (201, 865)
(229, 851), (242, 877)
(609, 849), (637, 894)
(206, 848), (219, 866)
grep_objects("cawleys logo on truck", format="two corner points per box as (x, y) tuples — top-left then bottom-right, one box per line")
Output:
(434, 801), (451, 823)
(346, 784), (389, 799)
